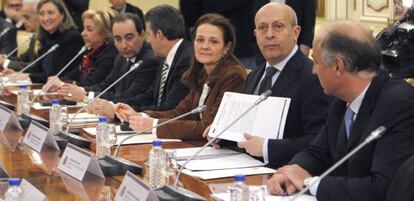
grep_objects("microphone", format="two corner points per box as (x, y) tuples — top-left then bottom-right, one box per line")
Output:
(288, 125), (387, 201)
(0, 27), (10, 39)
(149, 90), (272, 201)
(54, 60), (144, 151)
(112, 105), (207, 157)
(97, 107), (206, 177)
(5, 34), (35, 58)
(174, 90), (272, 186)
(64, 60), (143, 134)
(31, 45), (90, 104)
(18, 44), (59, 73)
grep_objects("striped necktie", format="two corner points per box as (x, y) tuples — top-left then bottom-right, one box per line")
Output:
(158, 61), (169, 105)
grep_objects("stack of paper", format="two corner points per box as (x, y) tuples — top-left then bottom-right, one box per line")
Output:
(177, 154), (265, 171)
(32, 102), (86, 110)
(68, 113), (99, 124)
(182, 167), (275, 180)
(174, 147), (240, 160)
(211, 192), (316, 201)
(83, 126), (135, 136)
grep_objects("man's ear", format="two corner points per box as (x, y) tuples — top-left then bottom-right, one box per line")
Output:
(334, 56), (346, 77)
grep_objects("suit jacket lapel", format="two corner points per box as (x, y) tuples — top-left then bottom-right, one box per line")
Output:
(270, 50), (302, 96)
(346, 71), (388, 150)
(245, 64), (266, 94)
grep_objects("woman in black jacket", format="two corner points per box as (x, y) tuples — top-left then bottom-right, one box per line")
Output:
(6, 0), (84, 83)
(44, 8), (117, 89)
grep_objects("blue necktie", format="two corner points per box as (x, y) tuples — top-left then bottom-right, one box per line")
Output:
(258, 67), (278, 94)
(344, 107), (354, 139)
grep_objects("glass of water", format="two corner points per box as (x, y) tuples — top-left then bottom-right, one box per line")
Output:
(107, 123), (117, 154)
(249, 185), (266, 201)
(57, 106), (68, 133)
(165, 150), (178, 185)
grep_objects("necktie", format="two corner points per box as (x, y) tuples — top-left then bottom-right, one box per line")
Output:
(158, 61), (169, 105)
(344, 107), (354, 139)
(258, 67), (278, 94)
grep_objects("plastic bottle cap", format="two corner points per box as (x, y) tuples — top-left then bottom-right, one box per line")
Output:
(98, 117), (108, 123)
(152, 140), (162, 147)
(51, 99), (60, 105)
(8, 178), (21, 186)
(234, 174), (246, 182)
(19, 85), (28, 89)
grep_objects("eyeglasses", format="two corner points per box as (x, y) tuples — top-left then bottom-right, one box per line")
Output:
(7, 3), (22, 9)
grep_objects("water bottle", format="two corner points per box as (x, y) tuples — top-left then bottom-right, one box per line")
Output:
(96, 117), (109, 159)
(16, 85), (30, 115)
(49, 99), (61, 134)
(230, 174), (249, 201)
(149, 140), (166, 188)
(5, 178), (22, 201)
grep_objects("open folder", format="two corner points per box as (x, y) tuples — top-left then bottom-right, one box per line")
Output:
(208, 92), (290, 142)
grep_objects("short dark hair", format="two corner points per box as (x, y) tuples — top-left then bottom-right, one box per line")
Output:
(112, 13), (144, 33)
(321, 31), (382, 73)
(182, 13), (241, 90)
(37, 0), (76, 39)
(144, 4), (185, 40)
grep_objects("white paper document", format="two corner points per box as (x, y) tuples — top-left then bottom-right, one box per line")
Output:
(173, 147), (240, 161)
(182, 166), (275, 180)
(115, 134), (181, 145)
(4, 79), (33, 87)
(83, 126), (135, 136)
(177, 153), (265, 171)
(212, 192), (316, 201)
(68, 112), (99, 124)
(208, 92), (290, 142)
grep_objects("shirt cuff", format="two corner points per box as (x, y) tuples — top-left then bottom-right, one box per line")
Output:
(3, 59), (10, 69)
(152, 118), (159, 136)
(262, 138), (269, 164)
(309, 176), (320, 196)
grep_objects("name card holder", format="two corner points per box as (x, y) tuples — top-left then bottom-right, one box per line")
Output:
(0, 105), (22, 132)
(58, 143), (105, 181)
(22, 121), (60, 152)
(20, 179), (47, 201)
(115, 171), (157, 201)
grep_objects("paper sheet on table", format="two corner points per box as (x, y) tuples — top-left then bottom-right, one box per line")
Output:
(208, 92), (290, 142)
(4, 79), (33, 87)
(68, 112), (99, 124)
(173, 147), (240, 161)
(115, 134), (181, 145)
(12, 89), (44, 96)
(182, 166), (275, 180)
(32, 102), (86, 110)
(177, 153), (265, 171)
(83, 126), (135, 136)
(212, 192), (316, 201)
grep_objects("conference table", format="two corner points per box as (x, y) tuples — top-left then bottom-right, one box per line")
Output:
(0, 87), (271, 200)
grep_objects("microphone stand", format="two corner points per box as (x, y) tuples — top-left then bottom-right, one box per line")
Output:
(288, 126), (386, 201)
(0, 27), (10, 39)
(55, 61), (144, 150)
(155, 90), (272, 201)
(99, 105), (206, 177)
(19, 44), (59, 73)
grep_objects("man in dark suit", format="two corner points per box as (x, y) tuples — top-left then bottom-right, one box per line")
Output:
(0, 0), (38, 71)
(0, 17), (17, 55)
(57, 13), (160, 117)
(112, 5), (191, 117)
(0, 0), (24, 30)
(237, 2), (329, 168)
(267, 20), (414, 201)
(109, 0), (144, 30)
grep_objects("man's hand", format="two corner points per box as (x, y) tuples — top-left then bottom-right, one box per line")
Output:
(7, 72), (29, 82)
(57, 83), (85, 102)
(86, 98), (115, 118)
(43, 76), (64, 92)
(202, 124), (220, 148)
(128, 115), (153, 132)
(277, 164), (312, 191)
(237, 133), (264, 157)
(113, 103), (138, 121)
(267, 172), (297, 196)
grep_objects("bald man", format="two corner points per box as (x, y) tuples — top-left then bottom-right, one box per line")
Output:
(267, 20), (414, 201)
(238, 2), (329, 168)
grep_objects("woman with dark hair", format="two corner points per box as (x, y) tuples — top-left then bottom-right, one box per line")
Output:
(114, 13), (247, 140)
(6, 0), (84, 83)
(44, 8), (117, 90)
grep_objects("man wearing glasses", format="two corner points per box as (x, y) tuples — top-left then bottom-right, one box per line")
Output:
(0, 0), (24, 30)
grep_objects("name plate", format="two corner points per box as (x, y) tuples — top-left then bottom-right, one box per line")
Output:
(0, 105), (22, 131)
(115, 171), (155, 201)
(58, 143), (105, 181)
(22, 121), (60, 152)
(20, 179), (47, 201)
